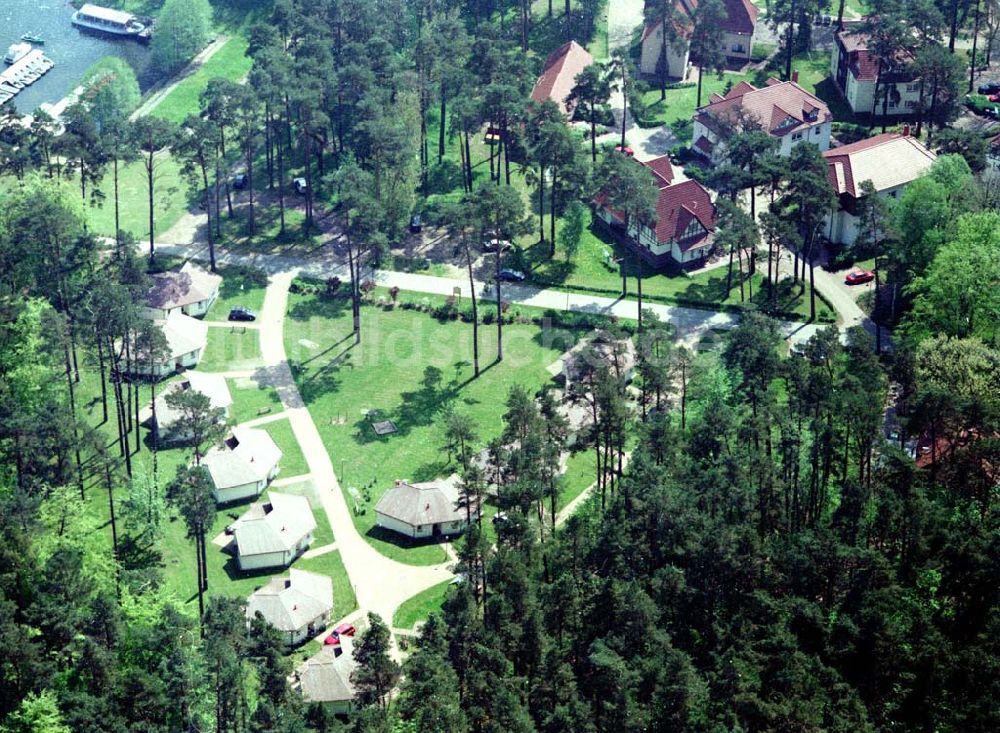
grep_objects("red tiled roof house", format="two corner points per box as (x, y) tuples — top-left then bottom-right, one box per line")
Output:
(691, 77), (832, 165)
(822, 131), (936, 246)
(640, 0), (759, 79)
(595, 155), (717, 267)
(832, 25), (919, 118)
(531, 40), (595, 118)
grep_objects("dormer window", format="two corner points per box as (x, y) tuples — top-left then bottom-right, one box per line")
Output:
(679, 219), (705, 241)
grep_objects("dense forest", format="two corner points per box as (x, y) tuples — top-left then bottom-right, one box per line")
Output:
(1, 0), (999, 731)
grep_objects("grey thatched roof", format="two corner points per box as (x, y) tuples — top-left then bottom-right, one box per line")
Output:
(233, 492), (316, 557)
(375, 474), (466, 527)
(146, 262), (222, 311)
(297, 644), (357, 703)
(246, 568), (332, 632)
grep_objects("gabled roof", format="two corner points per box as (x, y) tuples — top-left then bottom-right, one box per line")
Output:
(530, 41), (594, 115)
(246, 568), (332, 632)
(822, 132), (937, 198)
(836, 28), (916, 82)
(695, 79), (831, 138)
(297, 644), (358, 703)
(155, 372), (233, 430)
(642, 0), (757, 42)
(233, 492), (316, 557)
(375, 474), (466, 527)
(596, 156), (716, 250)
(146, 262), (222, 311)
(203, 426), (282, 491)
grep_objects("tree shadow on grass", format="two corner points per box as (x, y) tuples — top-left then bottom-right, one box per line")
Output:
(678, 271), (739, 305)
(286, 293), (352, 322)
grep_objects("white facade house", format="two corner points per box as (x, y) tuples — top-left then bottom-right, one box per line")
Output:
(594, 155), (717, 267)
(822, 132), (937, 247)
(246, 569), (333, 647)
(203, 426), (283, 504)
(144, 262), (222, 319)
(232, 492), (316, 570)
(294, 641), (358, 714)
(692, 78), (831, 166)
(832, 27), (920, 118)
(152, 371), (233, 442)
(640, 0), (759, 79)
(128, 310), (209, 377)
(375, 474), (473, 539)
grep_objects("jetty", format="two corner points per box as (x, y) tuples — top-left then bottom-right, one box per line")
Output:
(0, 49), (55, 107)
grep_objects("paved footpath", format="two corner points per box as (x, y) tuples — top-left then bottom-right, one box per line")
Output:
(153, 241), (824, 348)
(256, 271), (454, 656)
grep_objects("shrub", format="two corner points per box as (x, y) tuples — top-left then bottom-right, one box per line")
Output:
(325, 277), (342, 296)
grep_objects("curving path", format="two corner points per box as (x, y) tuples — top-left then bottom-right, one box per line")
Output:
(256, 270), (454, 649)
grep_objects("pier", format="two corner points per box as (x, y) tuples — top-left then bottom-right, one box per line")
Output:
(0, 49), (55, 107)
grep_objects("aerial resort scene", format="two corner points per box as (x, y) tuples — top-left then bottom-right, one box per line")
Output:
(0, 0), (999, 730)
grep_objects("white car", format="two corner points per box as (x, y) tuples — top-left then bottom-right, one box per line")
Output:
(293, 177), (308, 194)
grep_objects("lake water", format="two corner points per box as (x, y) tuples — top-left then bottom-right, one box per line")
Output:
(1, 0), (153, 113)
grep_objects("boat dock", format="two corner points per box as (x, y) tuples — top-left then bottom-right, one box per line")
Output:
(0, 48), (55, 107)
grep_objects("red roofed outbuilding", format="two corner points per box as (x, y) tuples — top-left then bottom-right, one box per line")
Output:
(530, 40), (595, 118)
(640, 0), (759, 79)
(595, 155), (717, 267)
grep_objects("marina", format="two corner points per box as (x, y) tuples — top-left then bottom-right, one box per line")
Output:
(0, 48), (55, 107)
(0, 0), (152, 113)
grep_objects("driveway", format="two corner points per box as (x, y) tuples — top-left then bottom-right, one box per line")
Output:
(608, 0), (645, 51)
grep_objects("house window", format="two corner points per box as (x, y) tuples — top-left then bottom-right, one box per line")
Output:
(792, 132), (803, 141)
(906, 83), (920, 92)
(905, 100), (918, 109)
(732, 43), (745, 53)
(814, 126), (821, 135)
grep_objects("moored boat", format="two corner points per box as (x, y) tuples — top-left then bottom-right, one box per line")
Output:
(20, 34), (45, 45)
(71, 4), (153, 42)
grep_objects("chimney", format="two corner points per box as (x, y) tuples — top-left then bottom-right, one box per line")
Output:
(902, 124), (910, 136)
(791, 70), (799, 83)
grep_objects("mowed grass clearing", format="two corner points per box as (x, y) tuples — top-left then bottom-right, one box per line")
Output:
(284, 292), (579, 565)
(150, 35), (253, 125)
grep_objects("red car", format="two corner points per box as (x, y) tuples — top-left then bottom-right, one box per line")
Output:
(333, 623), (357, 637)
(989, 93), (1000, 102)
(614, 145), (634, 157)
(845, 269), (875, 285)
(323, 634), (341, 646)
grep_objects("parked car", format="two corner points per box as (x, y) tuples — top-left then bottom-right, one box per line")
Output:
(322, 634), (341, 646)
(498, 268), (526, 282)
(293, 177), (308, 194)
(482, 238), (512, 252)
(978, 82), (1000, 95)
(233, 173), (247, 190)
(844, 268), (875, 285)
(614, 145), (635, 157)
(333, 623), (356, 637)
(409, 214), (422, 233)
(989, 93), (1000, 103)
(228, 306), (257, 321)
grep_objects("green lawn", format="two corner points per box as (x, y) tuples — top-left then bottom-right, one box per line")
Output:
(261, 418), (310, 478)
(557, 449), (597, 511)
(150, 35), (253, 124)
(200, 327), (263, 372)
(84, 152), (193, 239)
(206, 265), (268, 321)
(640, 72), (750, 129)
(284, 293), (579, 565)
(393, 580), (454, 630)
(228, 377), (283, 424)
(522, 208), (836, 322)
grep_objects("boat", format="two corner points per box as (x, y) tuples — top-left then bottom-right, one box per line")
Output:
(71, 3), (153, 42)
(3, 42), (32, 65)
(20, 34), (45, 45)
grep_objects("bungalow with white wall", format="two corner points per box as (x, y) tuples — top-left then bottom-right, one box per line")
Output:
(246, 568), (333, 647)
(375, 474), (473, 539)
(692, 77), (831, 165)
(144, 262), (222, 319)
(822, 131), (936, 247)
(203, 426), (282, 504)
(594, 155), (717, 267)
(832, 26), (919, 119)
(640, 0), (759, 79)
(232, 492), (316, 570)
(294, 640), (358, 714)
(128, 310), (209, 377)
(153, 371), (233, 442)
